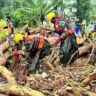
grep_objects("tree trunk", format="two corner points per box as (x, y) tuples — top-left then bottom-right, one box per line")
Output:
(0, 41), (9, 52)
(0, 65), (44, 96)
(0, 65), (16, 84)
(0, 41), (10, 65)
(79, 44), (93, 56)
(0, 85), (44, 96)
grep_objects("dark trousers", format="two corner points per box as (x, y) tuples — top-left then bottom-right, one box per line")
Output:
(28, 49), (41, 72)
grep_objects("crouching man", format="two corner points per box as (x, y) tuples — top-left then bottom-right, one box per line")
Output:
(24, 34), (51, 73)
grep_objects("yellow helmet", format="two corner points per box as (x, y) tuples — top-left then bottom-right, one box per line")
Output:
(14, 34), (24, 43)
(82, 19), (87, 25)
(47, 12), (55, 21)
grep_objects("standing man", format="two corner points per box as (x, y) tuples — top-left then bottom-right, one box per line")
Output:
(73, 19), (84, 45)
(6, 16), (14, 37)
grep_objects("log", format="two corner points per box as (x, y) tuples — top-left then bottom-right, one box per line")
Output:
(79, 44), (93, 56)
(0, 41), (45, 96)
(45, 61), (55, 71)
(87, 91), (96, 96)
(0, 41), (9, 53)
(0, 55), (6, 65)
(67, 44), (93, 65)
(33, 25), (54, 32)
(82, 72), (96, 85)
(0, 41), (10, 65)
(0, 65), (45, 96)
(0, 85), (45, 96)
(0, 65), (16, 84)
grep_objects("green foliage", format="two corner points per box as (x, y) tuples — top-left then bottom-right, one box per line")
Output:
(0, 0), (95, 27)
(0, 32), (7, 41)
(88, 0), (96, 19)
(75, 0), (90, 21)
(0, 0), (66, 27)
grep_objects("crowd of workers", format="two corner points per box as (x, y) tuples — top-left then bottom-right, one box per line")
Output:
(0, 12), (96, 74)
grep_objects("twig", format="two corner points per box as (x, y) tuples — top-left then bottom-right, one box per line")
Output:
(51, 53), (59, 64)
(67, 50), (79, 65)
(85, 46), (94, 65)
(85, 38), (95, 66)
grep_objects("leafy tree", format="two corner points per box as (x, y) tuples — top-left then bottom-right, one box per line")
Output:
(12, 0), (66, 27)
(75, 0), (90, 21)
(0, 0), (75, 27)
(89, 0), (96, 19)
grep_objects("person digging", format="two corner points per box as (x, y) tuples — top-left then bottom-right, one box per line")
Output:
(24, 34), (51, 73)
(47, 12), (79, 65)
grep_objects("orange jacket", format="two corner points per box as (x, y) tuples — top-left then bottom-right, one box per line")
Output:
(68, 28), (74, 35)
(25, 35), (44, 49)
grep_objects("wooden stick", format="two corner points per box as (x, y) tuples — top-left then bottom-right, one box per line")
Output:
(82, 72), (96, 85)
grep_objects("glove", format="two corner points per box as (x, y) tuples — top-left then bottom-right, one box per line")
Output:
(12, 51), (19, 57)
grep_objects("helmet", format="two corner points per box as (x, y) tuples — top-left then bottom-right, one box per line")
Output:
(14, 34), (24, 43)
(75, 18), (80, 23)
(82, 19), (87, 25)
(6, 16), (11, 20)
(75, 19), (80, 26)
(47, 12), (55, 21)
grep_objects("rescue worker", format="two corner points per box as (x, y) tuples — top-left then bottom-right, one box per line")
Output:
(73, 19), (82, 37)
(24, 34), (51, 72)
(73, 19), (84, 45)
(88, 24), (96, 38)
(81, 19), (87, 38)
(9, 34), (24, 71)
(14, 33), (24, 50)
(47, 12), (64, 36)
(91, 24), (96, 33)
(6, 16), (14, 37)
(47, 12), (78, 65)
(87, 20), (94, 32)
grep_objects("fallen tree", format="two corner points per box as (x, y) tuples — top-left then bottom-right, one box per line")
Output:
(0, 41), (44, 96)
(79, 44), (93, 56)
(0, 85), (44, 96)
(0, 65), (45, 96)
(0, 41), (9, 65)
(0, 41), (9, 53)
(0, 65), (16, 84)
(67, 44), (93, 65)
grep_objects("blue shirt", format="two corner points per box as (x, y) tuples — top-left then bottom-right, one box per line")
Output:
(73, 26), (81, 37)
